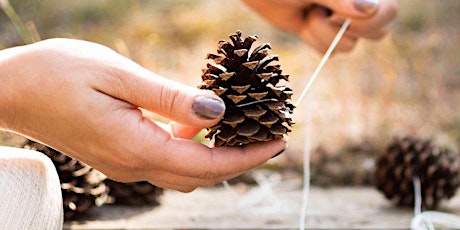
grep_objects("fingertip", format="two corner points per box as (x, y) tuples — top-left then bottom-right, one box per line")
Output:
(271, 150), (285, 159)
(312, 0), (379, 18)
(354, 0), (380, 15)
(178, 187), (196, 193)
(242, 139), (287, 158)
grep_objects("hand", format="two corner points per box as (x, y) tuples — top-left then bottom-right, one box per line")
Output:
(0, 38), (286, 192)
(242, 0), (398, 53)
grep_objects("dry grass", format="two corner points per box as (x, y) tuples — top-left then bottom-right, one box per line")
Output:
(1, 0), (459, 173)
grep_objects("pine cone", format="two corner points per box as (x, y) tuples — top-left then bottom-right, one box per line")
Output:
(375, 136), (460, 209)
(199, 30), (295, 147)
(105, 180), (163, 206)
(22, 140), (109, 220)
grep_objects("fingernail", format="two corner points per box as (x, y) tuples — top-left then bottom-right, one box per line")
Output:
(271, 149), (285, 159)
(192, 96), (225, 119)
(354, 0), (379, 14)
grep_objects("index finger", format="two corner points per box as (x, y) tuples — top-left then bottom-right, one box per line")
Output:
(310, 0), (379, 18)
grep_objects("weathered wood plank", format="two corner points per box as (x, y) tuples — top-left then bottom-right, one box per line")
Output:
(67, 186), (460, 229)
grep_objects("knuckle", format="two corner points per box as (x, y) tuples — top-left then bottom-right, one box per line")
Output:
(199, 168), (220, 181)
(159, 83), (182, 115)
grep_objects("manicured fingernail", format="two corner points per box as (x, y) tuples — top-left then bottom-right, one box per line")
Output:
(354, 0), (379, 14)
(192, 96), (225, 119)
(271, 150), (285, 159)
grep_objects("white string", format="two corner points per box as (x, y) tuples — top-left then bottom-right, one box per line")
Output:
(222, 180), (232, 191)
(295, 18), (351, 107)
(413, 176), (422, 216)
(235, 99), (278, 107)
(222, 18), (351, 230)
(299, 94), (312, 230)
(297, 19), (351, 230)
(410, 176), (460, 230)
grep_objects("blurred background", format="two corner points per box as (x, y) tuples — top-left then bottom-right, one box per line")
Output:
(1, 0), (459, 186)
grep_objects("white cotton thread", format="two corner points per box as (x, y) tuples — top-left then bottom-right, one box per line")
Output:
(413, 176), (422, 216)
(222, 18), (351, 230)
(297, 19), (351, 230)
(298, 94), (312, 230)
(235, 99), (279, 107)
(295, 19), (351, 108)
(410, 176), (460, 229)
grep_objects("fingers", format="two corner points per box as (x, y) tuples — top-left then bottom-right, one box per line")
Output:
(95, 62), (225, 129)
(310, 0), (380, 18)
(155, 121), (203, 140)
(300, 7), (359, 53)
(144, 138), (285, 192)
(308, 0), (397, 40)
(146, 170), (242, 193)
(297, 0), (396, 53)
(158, 138), (286, 180)
(242, 0), (396, 54)
(343, 1), (398, 40)
(169, 122), (203, 139)
(96, 103), (285, 193)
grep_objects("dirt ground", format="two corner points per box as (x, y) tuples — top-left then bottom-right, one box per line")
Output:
(65, 185), (460, 229)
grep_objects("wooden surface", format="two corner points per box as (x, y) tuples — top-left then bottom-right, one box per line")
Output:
(64, 184), (460, 229)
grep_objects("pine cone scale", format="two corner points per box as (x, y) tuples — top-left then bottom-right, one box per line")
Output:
(22, 140), (163, 220)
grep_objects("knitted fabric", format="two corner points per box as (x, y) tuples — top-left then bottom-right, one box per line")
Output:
(0, 146), (63, 230)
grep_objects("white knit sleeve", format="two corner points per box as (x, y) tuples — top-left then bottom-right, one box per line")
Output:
(0, 146), (63, 230)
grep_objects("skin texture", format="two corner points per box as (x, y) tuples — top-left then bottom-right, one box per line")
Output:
(242, 0), (398, 53)
(0, 39), (286, 192)
(0, 1), (398, 193)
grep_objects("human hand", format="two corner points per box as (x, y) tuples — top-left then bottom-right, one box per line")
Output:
(0, 39), (286, 192)
(242, 0), (398, 53)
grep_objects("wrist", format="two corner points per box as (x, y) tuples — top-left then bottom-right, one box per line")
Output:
(0, 45), (28, 130)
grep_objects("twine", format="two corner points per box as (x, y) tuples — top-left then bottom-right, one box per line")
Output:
(410, 176), (460, 229)
(297, 18), (351, 230)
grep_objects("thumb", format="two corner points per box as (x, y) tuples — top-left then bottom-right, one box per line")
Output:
(102, 63), (225, 128)
(311, 0), (380, 17)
